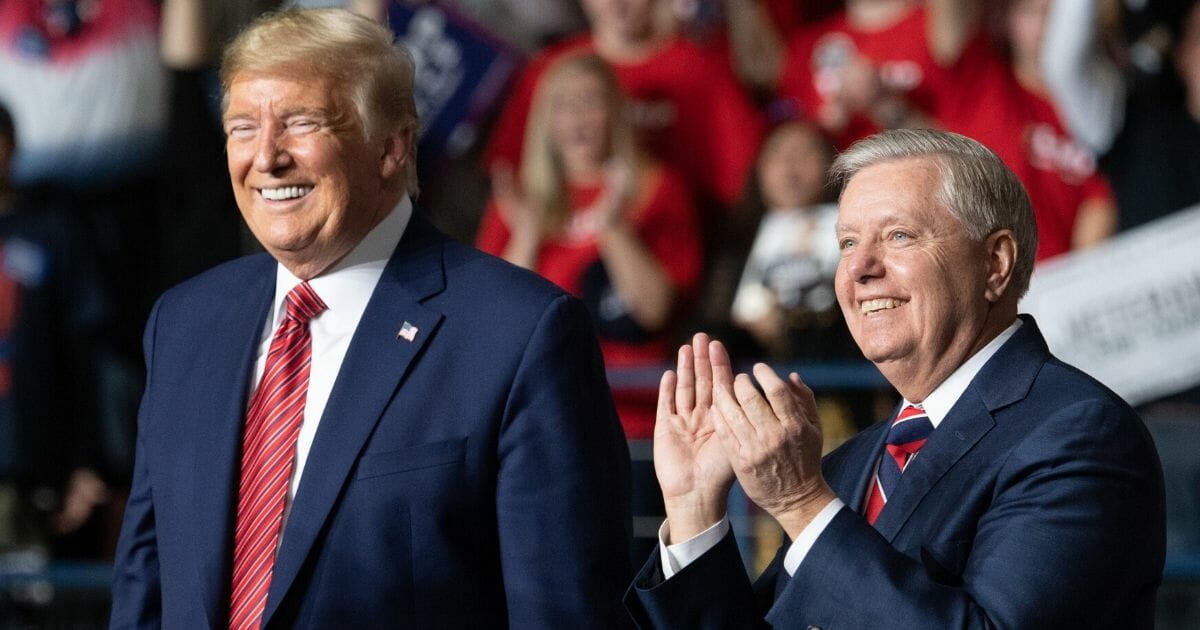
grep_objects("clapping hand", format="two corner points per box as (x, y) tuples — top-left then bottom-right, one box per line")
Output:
(491, 161), (541, 243)
(655, 333), (737, 543)
(597, 158), (634, 229)
(490, 161), (543, 268)
(706, 339), (836, 540)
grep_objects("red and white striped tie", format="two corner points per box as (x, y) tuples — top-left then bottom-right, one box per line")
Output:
(229, 281), (326, 630)
(865, 404), (934, 526)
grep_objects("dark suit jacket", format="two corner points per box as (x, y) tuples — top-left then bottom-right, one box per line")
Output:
(110, 216), (633, 628)
(627, 315), (1165, 628)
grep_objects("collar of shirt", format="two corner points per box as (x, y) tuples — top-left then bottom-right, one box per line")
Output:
(267, 197), (413, 335)
(904, 318), (1023, 428)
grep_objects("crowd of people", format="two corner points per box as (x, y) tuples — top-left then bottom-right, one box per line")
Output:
(463, 0), (1200, 442)
(0, 0), (1198, 620)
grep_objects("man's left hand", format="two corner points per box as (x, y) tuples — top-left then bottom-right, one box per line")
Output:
(705, 340), (836, 540)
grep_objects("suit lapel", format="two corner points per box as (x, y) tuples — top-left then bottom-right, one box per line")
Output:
(192, 258), (275, 628)
(870, 315), (1049, 540)
(262, 216), (447, 625)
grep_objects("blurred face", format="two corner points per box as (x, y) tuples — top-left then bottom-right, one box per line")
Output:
(549, 69), (613, 176)
(834, 158), (992, 397)
(223, 71), (405, 278)
(1007, 0), (1050, 71)
(582, 0), (657, 43)
(758, 123), (830, 209)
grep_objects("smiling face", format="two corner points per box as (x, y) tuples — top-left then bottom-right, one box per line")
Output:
(758, 122), (830, 209)
(223, 70), (407, 279)
(834, 158), (997, 399)
(549, 68), (613, 179)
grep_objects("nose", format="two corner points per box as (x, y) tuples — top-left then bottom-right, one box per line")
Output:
(843, 239), (884, 283)
(252, 125), (292, 173)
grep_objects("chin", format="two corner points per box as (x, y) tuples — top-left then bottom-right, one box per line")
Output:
(257, 231), (314, 256)
(857, 338), (908, 364)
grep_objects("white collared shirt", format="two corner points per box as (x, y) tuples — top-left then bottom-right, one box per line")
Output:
(247, 197), (412, 531)
(661, 318), (1024, 579)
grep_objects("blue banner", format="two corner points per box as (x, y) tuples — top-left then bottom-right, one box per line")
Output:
(388, 1), (521, 169)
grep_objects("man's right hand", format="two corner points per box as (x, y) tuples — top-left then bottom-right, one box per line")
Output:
(654, 333), (736, 543)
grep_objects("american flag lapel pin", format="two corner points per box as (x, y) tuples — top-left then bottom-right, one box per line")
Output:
(397, 321), (419, 342)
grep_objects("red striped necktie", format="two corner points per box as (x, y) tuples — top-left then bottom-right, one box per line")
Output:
(229, 281), (326, 630)
(865, 404), (934, 526)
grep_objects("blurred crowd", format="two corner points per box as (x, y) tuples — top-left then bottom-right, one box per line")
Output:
(0, 0), (1198, 598)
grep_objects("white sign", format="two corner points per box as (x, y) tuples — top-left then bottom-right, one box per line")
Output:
(1021, 204), (1200, 406)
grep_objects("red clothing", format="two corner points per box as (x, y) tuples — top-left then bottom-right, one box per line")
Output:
(778, 6), (954, 149)
(484, 35), (763, 209)
(941, 40), (1116, 261)
(476, 166), (702, 438)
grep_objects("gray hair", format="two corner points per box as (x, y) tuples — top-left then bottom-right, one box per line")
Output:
(221, 8), (420, 196)
(830, 129), (1038, 298)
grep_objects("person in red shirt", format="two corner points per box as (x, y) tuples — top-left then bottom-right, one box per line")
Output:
(670, 0), (841, 94)
(483, 0), (762, 213)
(939, 0), (1118, 260)
(776, 0), (978, 149)
(476, 53), (702, 440)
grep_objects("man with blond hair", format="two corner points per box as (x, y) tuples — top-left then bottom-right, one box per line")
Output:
(111, 9), (631, 628)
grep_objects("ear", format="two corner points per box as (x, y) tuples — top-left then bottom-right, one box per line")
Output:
(379, 126), (414, 181)
(983, 229), (1017, 303)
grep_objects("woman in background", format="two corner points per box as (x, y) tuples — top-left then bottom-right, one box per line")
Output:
(476, 53), (702, 443)
(476, 53), (702, 563)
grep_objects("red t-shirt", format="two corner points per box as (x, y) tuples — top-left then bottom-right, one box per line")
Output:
(941, 39), (1116, 261)
(476, 166), (702, 438)
(484, 35), (763, 210)
(778, 6), (954, 149)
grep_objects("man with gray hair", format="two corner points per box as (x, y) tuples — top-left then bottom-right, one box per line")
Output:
(110, 8), (631, 629)
(626, 129), (1165, 627)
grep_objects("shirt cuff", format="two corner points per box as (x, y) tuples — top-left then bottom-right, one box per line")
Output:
(659, 516), (731, 579)
(782, 498), (845, 576)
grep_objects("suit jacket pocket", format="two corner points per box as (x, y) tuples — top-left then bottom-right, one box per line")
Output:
(355, 438), (466, 480)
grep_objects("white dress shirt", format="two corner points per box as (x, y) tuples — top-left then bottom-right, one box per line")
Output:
(246, 197), (412, 533)
(661, 318), (1024, 579)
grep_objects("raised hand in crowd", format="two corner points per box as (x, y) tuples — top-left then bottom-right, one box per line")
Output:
(490, 160), (543, 269)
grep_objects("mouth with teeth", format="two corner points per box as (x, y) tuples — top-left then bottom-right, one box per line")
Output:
(259, 185), (313, 201)
(861, 298), (907, 315)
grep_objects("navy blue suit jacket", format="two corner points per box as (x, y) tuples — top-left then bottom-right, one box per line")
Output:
(111, 216), (632, 628)
(627, 316), (1165, 628)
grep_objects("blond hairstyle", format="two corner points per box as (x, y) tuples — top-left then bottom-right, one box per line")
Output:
(220, 8), (420, 195)
(520, 53), (639, 235)
(830, 129), (1038, 298)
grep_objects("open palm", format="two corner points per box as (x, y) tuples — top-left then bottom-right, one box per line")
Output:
(654, 334), (735, 527)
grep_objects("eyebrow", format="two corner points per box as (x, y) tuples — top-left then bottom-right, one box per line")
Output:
(837, 213), (912, 232)
(222, 107), (331, 125)
(222, 112), (255, 125)
(279, 107), (331, 120)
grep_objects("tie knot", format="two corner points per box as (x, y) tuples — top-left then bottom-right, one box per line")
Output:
(284, 281), (327, 324)
(887, 405), (933, 455)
